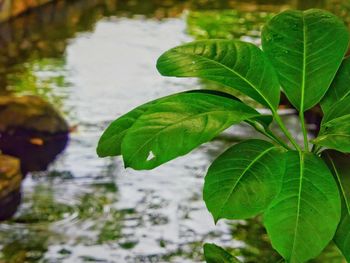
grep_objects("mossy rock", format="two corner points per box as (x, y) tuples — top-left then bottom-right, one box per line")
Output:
(0, 95), (68, 133)
(0, 155), (22, 199)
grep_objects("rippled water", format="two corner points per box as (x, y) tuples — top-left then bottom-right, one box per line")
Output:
(0, 0), (349, 262)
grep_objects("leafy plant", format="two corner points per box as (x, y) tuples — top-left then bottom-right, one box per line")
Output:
(97, 9), (350, 263)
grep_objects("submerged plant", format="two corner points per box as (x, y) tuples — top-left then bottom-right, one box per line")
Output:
(97, 9), (350, 263)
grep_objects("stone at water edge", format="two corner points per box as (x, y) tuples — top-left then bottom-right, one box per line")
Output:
(0, 154), (22, 199)
(0, 95), (69, 173)
(0, 95), (68, 134)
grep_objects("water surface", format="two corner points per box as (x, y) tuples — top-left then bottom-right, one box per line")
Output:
(0, 0), (348, 262)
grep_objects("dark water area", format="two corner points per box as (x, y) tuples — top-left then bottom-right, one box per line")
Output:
(0, 0), (349, 262)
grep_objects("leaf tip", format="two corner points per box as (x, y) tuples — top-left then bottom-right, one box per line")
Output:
(96, 146), (105, 158)
(213, 216), (221, 225)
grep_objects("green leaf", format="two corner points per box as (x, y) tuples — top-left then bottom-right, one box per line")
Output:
(203, 243), (241, 263)
(312, 120), (350, 153)
(321, 56), (350, 113)
(204, 139), (285, 221)
(97, 101), (155, 157)
(121, 91), (260, 170)
(262, 9), (349, 112)
(157, 39), (281, 110)
(194, 90), (274, 129)
(264, 151), (341, 263)
(322, 150), (350, 262)
(313, 96), (350, 152)
(97, 90), (269, 159)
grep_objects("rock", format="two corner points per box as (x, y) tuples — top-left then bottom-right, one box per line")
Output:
(0, 0), (53, 23)
(0, 129), (69, 173)
(0, 95), (68, 134)
(0, 95), (69, 173)
(0, 189), (21, 221)
(0, 155), (21, 199)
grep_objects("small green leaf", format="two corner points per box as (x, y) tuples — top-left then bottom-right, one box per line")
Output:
(121, 92), (260, 170)
(264, 151), (341, 263)
(262, 9), (349, 112)
(313, 96), (350, 152)
(157, 40), (281, 110)
(322, 150), (350, 262)
(322, 95), (350, 125)
(97, 101), (155, 157)
(204, 139), (285, 221)
(321, 56), (350, 113)
(312, 120), (350, 153)
(203, 243), (241, 263)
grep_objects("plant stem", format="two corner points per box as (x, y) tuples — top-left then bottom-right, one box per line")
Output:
(313, 144), (323, 155)
(246, 120), (291, 150)
(299, 111), (309, 151)
(273, 112), (301, 151)
(265, 128), (292, 150)
(311, 143), (316, 153)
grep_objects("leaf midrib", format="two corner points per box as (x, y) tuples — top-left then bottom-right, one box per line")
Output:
(124, 108), (256, 164)
(323, 114), (350, 127)
(173, 43), (276, 110)
(300, 13), (307, 113)
(290, 152), (305, 260)
(216, 146), (276, 220)
(316, 134), (350, 142)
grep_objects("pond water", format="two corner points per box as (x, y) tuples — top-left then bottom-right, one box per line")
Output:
(0, 0), (349, 262)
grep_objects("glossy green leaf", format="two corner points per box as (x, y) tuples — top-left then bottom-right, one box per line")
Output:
(204, 139), (285, 221)
(322, 95), (350, 125)
(97, 90), (269, 159)
(313, 120), (350, 153)
(313, 96), (350, 152)
(321, 56), (350, 113)
(262, 9), (349, 112)
(97, 102), (155, 157)
(204, 243), (241, 263)
(322, 150), (350, 262)
(264, 151), (341, 263)
(194, 90), (274, 129)
(157, 39), (281, 110)
(121, 92), (260, 170)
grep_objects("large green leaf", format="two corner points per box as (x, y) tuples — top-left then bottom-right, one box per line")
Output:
(322, 150), (350, 262)
(264, 151), (341, 263)
(97, 90), (230, 157)
(97, 101), (155, 157)
(204, 243), (241, 263)
(121, 92), (260, 170)
(262, 9), (349, 112)
(97, 90), (270, 159)
(204, 139), (285, 221)
(321, 56), (350, 113)
(313, 96), (350, 152)
(157, 40), (281, 110)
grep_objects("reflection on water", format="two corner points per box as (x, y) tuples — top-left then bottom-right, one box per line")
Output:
(0, 0), (349, 262)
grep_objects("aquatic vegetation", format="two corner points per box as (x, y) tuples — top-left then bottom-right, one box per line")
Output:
(97, 8), (350, 262)
(187, 9), (274, 41)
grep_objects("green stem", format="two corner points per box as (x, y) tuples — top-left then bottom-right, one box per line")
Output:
(273, 111), (301, 151)
(265, 128), (292, 150)
(314, 145), (323, 155)
(299, 111), (309, 151)
(311, 143), (316, 153)
(246, 120), (291, 150)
